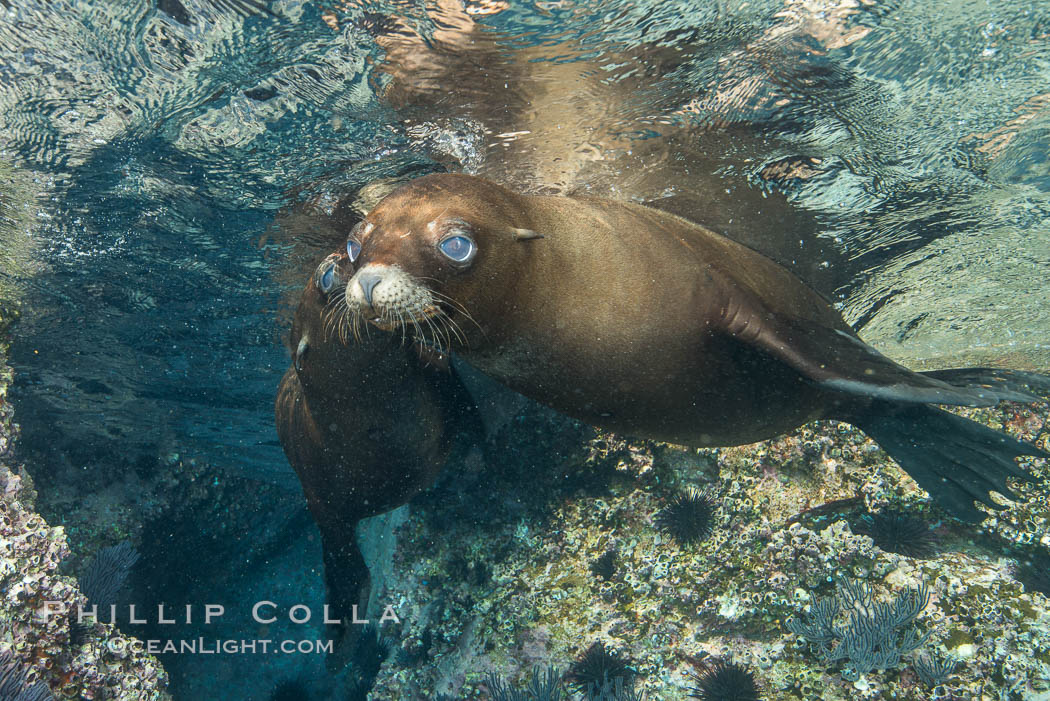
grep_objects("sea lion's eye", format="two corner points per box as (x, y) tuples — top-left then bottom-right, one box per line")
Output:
(319, 264), (336, 292)
(346, 238), (361, 262)
(438, 234), (476, 264)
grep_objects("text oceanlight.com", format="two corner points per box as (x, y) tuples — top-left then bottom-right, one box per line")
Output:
(106, 638), (336, 655)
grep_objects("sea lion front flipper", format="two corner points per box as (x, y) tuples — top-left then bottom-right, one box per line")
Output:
(725, 309), (1033, 407)
(725, 309), (1049, 522)
(921, 367), (1050, 402)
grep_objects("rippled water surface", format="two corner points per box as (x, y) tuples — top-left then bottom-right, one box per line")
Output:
(1, 0), (1049, 697)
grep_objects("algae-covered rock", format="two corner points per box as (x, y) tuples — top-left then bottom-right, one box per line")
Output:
(2, 317), (171, 699)
(361, 400), (1050, 700)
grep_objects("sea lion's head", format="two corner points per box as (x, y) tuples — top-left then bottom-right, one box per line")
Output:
(290, 252), (355, 385)
(342, 174), (543, 351)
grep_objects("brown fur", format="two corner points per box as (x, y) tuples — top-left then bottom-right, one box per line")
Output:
(275, 252), (478, 623)
(343, 174), (1036, 455)
(343, 174), (851, 446)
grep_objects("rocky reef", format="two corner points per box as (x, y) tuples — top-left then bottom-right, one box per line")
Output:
(1, 328), (171, 700)
(360, 398), (1050, 699)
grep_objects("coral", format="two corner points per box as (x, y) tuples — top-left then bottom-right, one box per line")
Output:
(654, 490), (715, 546)
(0, 649), (54, 701)
(854, 510), (937, 559)
(912, 652), (957, 687)
(566, 642), (636, 695)
(787, 579), (931, 681)
(486, 665), (565, 700)
(687, 659), (761, 701)
(79, 541), (139, 609)
(362, 398), (1050, 699)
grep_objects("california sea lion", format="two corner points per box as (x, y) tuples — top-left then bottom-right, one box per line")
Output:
(340, 173), (1048, 521)
(275, 252), (479, 626)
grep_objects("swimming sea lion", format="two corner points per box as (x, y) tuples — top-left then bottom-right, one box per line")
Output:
(275, 252), (479, 628)
(340, 173), (1048, 522)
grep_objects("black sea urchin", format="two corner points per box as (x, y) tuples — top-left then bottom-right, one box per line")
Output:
(566, 641), (636, 695)
(688, 659), (761, 701)
(655, 489), (715, 545)
(857, 510), (937, 559)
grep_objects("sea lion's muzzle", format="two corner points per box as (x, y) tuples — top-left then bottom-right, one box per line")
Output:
(346, 264), (441, 329)
(355, 270), (383, 307)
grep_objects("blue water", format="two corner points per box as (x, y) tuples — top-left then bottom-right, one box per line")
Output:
(2, 0), (1050, 699)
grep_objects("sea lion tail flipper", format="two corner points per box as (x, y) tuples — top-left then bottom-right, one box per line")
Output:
(854, 401), (1047, 522)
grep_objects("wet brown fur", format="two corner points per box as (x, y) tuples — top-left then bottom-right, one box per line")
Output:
(345, 173), (854, 447)
(275, 253), (477, 624)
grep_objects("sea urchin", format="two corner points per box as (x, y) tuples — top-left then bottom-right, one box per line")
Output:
(655, 489), (715, 545)
(856, 510), (937, 559)
(566, 641), (636, 695)
(688, 659), (761, 701)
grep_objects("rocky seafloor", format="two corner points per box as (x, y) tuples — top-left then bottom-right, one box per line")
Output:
(359, 396), (1050, 700)
(1, 314), (172, 700)
(5, 270), (1050, 701)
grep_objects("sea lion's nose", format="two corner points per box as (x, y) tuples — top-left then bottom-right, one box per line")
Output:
(356, 271), (383, 306)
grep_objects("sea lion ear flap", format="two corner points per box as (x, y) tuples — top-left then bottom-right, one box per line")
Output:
(294, 337), (309, 373)
(511, 228), (544, 241)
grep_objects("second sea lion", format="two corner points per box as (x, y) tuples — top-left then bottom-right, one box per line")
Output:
(340, 173), (1048, 522)
(275, 252), (479, 629)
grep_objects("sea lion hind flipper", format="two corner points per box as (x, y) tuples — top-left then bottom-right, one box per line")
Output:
(731, 310), (1009, 407)
(854, 402), (1047, 522)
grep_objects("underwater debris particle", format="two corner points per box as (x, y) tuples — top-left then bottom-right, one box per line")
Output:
(655, 489), (715, 545)
(567, 641), (636, 695)
(687, 659), (761, 701)
(855, 510), (937, 559)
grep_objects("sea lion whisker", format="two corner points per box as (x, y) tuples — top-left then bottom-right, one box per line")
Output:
(322, 293), (347, 344)
(332, 297), (352, 346)
(322, 289), (350, 343)
(441, 316), (459, 350)
(422, 313), (444, 352)
(427, 290), (482, 334)
(349, 307), (364, 343)
(448, 315), (468, 348)
(433, 311), (454, 351)
(437, 310), (466, 349)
